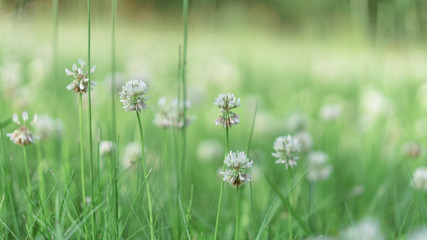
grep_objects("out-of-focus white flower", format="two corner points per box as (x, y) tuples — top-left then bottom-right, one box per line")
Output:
(286, 113), (308, 133)
(320, 104), (341, 121)
(349, 185), (365, 197)
(119, 80), (149, 113)
(122, 142), (141, 169)
(360, 89), (392, 119)
(214, 93), (240, 128)
(65, 58), (96, 94)
(295, 131), (313, 152)
(340, 218), (384, 240)
(6, 112), (38, 146)
(153, 98), (194, 129)
(408, 227), (427, 240)
(34, 114), (63, 140)
(272, 135), (300, 169)
(220, 151), (252, 187)
(307, 151), (333, 182)
(196, 139), (223, 162)
(0, 61), (22, 94)
(402, 142), (422, 158)
(411, 167), (427, 191)
(304, 236), (334, 240)
(100, 141), (116, 156)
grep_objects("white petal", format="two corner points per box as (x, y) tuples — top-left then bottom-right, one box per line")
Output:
(90, 65), (96, 73)
(72, 64), (77, 71)
(22, 112), (29, 122)
(12, 114), (19, 124)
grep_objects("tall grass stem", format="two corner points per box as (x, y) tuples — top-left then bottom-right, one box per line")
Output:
(214, 127), (229, 239)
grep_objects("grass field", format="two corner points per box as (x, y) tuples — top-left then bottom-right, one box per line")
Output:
(1, 1), (427, 239)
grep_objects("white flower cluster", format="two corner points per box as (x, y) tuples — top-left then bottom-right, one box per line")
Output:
(402, 142), (422, 158)
(119, 80), (149, 113)
(320, 104), (341, 121)
(122, 142), (141, 169)
(272, 135), (300, 169)
(214, 93), (240, 128)
(411, 167), (427, 191)
(307, 151), (333, 182)
(7, 112), (38, 146)
(65, 58), (96, 93)
(100, 140), (116, 156)
(340, 218), (384, 240)
(34, 114), (63, 140)
(153, 98), (193, 129)
(220, 151), (253, 187)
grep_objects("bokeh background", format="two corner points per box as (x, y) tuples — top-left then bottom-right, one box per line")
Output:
(2, 0), (427, 239)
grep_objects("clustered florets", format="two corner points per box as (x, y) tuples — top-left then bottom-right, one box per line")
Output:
(7, 112), (38, 146)
(100, 140), (116, 156)
(220, 151), (252, 187)
(306, 151), (333, 182)
(119, 80), (149, 113)
(272, 135), (300, 169)
(214, 93), (240, 128)
(65, 58), (96, 93)
(154, 98), (193, 129)
(411, 167), (427, 192)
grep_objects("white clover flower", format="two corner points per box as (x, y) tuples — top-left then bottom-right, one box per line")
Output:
(34, 114), (63, 140)
(402, 142), (422, 158)
(408, 227), (427, 240)
(6, 112), (38, 146)
(272, 135), (300, 169)
(196, 139), (223, 162)
(119, 80), (149, 113)
(122, 142), (141, 169)
(286, 113), (308, 132)
(214, 93), (240, 128)
(65, 58), (96, 93)
(100, 140), (116, 156)
(220, 151), (253, 187)
(307, 151), (333, 182)
(411, 167), (427, 192)
(153, 98), (194, 129)
(295, 131), (313, 152)
(340, 218), (384, 240)
(320, 104), (341, 121)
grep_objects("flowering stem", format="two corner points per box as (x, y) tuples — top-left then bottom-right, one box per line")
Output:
(214, 127), (229, 240)
(111, 0), (118, 237)
(78, 93), (87, 234)
(36, 143), (46, 206)
(136, 112), (154, 240)
(22, 146), (31, 199)
(235, 186), (240, 240)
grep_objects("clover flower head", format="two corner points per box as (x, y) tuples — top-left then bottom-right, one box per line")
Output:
(119, 80), (149, 113)
(295, 131), (313, 152)
(65, 58), (96, 93)
(402, 142), (422, 158)
(6, 111), (38, 146)
(154, 98), (194, 129)
(220, 151), (252, 187)
(272, 135), (300, 169)
(214, 93), (240, 128)
(100, 140), (116, 156)
(34, 114), (63, 140)
(340, 218), (384, 240)
(122, 142), (141, 169)
(320, 104), (341, 121)
(307, 151), (333, 182)
(411, 167), (427, 192)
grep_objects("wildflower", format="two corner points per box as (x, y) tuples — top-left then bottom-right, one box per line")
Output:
(7, 112), (38, 146)
(100, 140), (116, 156)
(411, 167), (427, 191)
(402, 142), (422, 158)
(65, 58), (96, 93)
(33, 114), (63, 140)
(220, 151), (252, 187)
(408, 227), (427, 240)
(307, 151), (333, 182)
(272, 135), (300, 169)
(197, 139), (223, 162)
(119, 80), (149, 113)
(295, 131), (313, 152)
(153, 98), (194, 129)
(286, 113), (308, 132)
(320, 104), (341, 121)
(214, 93), (240, 128)
(340, 218), (384, 240)
(122, 142), (141, 169)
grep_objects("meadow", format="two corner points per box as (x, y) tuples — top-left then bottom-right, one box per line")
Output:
(1, 1), (427, 239)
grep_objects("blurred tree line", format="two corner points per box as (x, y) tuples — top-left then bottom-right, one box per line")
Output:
(1, 0), (426, 42)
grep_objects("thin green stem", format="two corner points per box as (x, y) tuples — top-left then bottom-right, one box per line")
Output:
(250, 182), (255, 239)
(22, 147), (31, 199)
(36, 143), (45, 206)
(111, 0), (118, 237)
(78, 93), (87, 232)
(180, 0), (189, 190)
(235, 187), (240, 240)
(214, 127), (229, 240)
(136, 112), (154, 240)
(1, 123), (20, 238)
